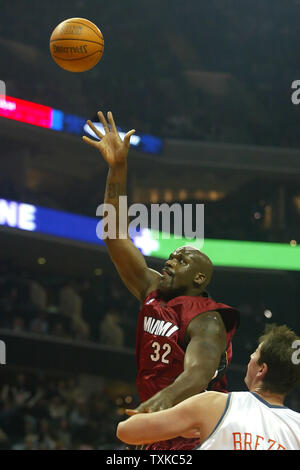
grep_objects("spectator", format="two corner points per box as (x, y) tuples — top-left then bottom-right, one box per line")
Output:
(56, 419), (71, 449)
(48, 396), (67, 422)
(37, 419), (56, 450)
(69, 399), (88, 429)
(23, 434), (38, 450)
(29, 312), (49, 335)
(99, 310), (124, 348)
(12, 316), (25, 333)
(59, 281), (90, 340)
(29, 280), (47, 312)
(0, 427), (10, 450)
(50, 320), (71, 339)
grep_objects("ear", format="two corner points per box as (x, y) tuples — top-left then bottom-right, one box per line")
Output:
(193, 272), (206, 286)
(257, 362), (268, 381)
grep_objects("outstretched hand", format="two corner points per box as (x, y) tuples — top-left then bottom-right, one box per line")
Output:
(82, 111), (135, 167)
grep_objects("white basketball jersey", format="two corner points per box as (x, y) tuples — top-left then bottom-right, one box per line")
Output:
(196, 391), (300, 450)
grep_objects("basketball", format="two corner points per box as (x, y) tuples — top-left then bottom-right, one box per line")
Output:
(49, 18), (104, 72)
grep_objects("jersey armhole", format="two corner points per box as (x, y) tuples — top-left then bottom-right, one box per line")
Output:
(194, 392), (232, 449)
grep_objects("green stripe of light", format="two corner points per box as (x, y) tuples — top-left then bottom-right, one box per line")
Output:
(148, 232), (300, 271)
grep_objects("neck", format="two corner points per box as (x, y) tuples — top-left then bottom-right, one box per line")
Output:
(184, 286), (206, 297)
(158, 287), (205, 301)
(251, 387), (285, 407)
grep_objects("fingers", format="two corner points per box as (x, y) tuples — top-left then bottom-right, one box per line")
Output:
(83, 111), (136, 150)
(125, 409), (139, 416)
(124, 129), (136, 147)
(98, 111), (110, 134)
(82, 135), (100, 148)
(107, 111), (118, 133)
(86, 120), (104, 139)
(107, 111), (135, 144)
(125, 408), (149, 416)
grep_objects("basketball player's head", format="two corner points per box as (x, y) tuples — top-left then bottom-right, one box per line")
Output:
(244, 324), (300, 396)
(158, 245), (214, 300)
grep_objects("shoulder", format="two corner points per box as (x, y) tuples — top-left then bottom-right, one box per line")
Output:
(183, 310), (227, 351)
(186, 310), (227, 338)
(183, 391), (229, 422)
(189, 295), (240, 331)
(178, 295), (239, 331)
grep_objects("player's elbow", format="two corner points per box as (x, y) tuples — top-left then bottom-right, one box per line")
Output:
(116, 421), (127, 443)
(116, 422), (135, 445)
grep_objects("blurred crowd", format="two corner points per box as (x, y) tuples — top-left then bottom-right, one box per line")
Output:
(0, 260), (138, 349)
(0, 370), (137, 450)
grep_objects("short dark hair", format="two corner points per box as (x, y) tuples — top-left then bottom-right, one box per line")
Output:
(257, 324), (300, 395)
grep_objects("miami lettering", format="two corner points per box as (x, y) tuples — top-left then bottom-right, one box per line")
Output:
(144, 316), (179, 337)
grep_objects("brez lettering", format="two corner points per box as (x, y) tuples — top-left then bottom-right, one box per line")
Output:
(232, 432), (286, 450)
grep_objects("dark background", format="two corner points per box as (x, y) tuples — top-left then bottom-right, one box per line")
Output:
(0, 0), (299, 450)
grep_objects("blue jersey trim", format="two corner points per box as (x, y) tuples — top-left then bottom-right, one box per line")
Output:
(193, 393), (232, 450)
(250, 392), (287, 409)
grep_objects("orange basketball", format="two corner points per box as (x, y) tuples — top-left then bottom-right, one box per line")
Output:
(49, 18), (104, 72)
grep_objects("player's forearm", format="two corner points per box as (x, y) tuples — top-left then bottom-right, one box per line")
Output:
(105, 162), (127, 204)
(117, 414), (164, 445)
(167, 317), (226, 405)
(103, 163), (158, 301)
(105, 162), (127, 205)
(104, 162), (129, 238)
(165, 363), (216, 405)
(117, 405), (193, 445)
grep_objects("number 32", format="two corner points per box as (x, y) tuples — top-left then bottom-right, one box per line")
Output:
(150, 341), (172, 364)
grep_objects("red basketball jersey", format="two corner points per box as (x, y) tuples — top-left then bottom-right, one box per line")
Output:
(136, 290), (239, 402)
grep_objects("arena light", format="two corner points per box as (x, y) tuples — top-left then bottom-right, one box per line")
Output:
(0, 95), (63, 130)
(0, 94), (163, 155)
(264, 309), (273, 319)
(0, 198), (104, 246)
(141, 233), (300, 272)
(1, 198), (300, 271)
(0, 199), (36, 231)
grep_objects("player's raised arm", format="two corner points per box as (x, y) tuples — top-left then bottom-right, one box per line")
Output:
(83, 111), (161, 302)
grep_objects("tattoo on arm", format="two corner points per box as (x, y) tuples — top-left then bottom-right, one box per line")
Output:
(107, 183), (126, 199)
